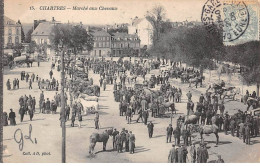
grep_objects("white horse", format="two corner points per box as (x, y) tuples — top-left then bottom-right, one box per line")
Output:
(79, 99), (99, 115)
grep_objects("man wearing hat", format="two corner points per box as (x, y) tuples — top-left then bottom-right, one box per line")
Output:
(9, 109), (16, 126)
(147, 121), (154, 138)
(182, 145), (188, 163)
(223, 111), (230, 135)
(166, 124), (173, 143)
(200, 144), (209, 163)
(112, 128), (119, 150)
(190, 143), (196, 163)
(173, 126), (181, 145)
(168, 144), (177, 163)
(129, 131), (135, 154)
(177, 144), (184, 163)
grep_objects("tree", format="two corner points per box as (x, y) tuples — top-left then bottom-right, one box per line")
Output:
(25, 27), (33, 43)
(235, 41), (260, 96)
(146, 4), (166, 46)
(27, 41), (37, 54)
(70, 25), (93, 55)
(17, 20), (25, 43)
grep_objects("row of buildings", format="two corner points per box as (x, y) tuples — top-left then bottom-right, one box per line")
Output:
(4, 15), (202, 57)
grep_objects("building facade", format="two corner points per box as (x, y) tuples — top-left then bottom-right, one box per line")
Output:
(111, 32), (140, 56)
(128, 17), (153, 48)
(90, 31), (111, 57)
(4, 16), (22, 48)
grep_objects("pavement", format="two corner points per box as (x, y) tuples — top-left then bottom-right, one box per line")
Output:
(2, 57), (260, 163)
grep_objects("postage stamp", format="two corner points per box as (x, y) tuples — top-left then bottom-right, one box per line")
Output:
(201, 0), (258, 44)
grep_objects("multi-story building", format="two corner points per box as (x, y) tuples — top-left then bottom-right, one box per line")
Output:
(4, 16), (22, 48)
(128, 16), (153, 48)
(111, 32), (140, 56)
(90, 30), (112, 57)
(31, 17), (59, 56)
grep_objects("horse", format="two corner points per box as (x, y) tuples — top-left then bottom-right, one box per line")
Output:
(199, 124), (219, 145)
(162, 101), (176, 114)
(184, 114), (200, 125)
(222, 87), (240, 101)
(89, 128), (113, 154)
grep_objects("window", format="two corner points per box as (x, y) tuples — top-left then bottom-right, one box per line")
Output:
(47, 39), (50, 44)
(15, 36), (19, 43)
(8, 36), (12, 43)
(94, 42), (97, 47)
(41, 39), (44, 44)
(120, 43), (123, 48)
(8, 28), (12, 35)
(106, 42), (109, 47)
(100, 37), (102, 41)
(111, 44), (114, 48)
(103, 37), (106, 41)
(16, 28), (19, 35)
(107, 37), (110, 40)
(136, 29), (138, 33)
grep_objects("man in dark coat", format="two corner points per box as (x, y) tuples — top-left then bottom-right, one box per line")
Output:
(19, 106), (25, 122)
(115, 133), (122, 153)
(112, 129), (119, 150)
(166, 124), (173, 143)
(190, 143), (196, 163)
(9, 109), (16, 125)
(173, 126), (181, 145)
(198, 144), (208, 163)
(147, 121), (154, 138)
(125, 130), (130, 152)
(245, 124), (251, 145)
(29, 79), (32, 89)
(177, 145), (184, 163)
(46, 98), (51, 114)
(230, 118), (236, 136)
(65, 105), (70, 121)
(182, 145), (188, 163)
(129, 131), (135, 154)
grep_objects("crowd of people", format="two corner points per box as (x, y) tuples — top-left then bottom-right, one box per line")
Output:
(3, 54), (260, 163)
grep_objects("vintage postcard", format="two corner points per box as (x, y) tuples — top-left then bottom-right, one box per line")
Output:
(1, 0), (260, 163)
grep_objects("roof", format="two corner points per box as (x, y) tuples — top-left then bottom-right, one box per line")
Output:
(4, 16), (20, 26)
(90, 30), (111, 37)
(31, 22), (54, 36)
(112, 32), (138, 38)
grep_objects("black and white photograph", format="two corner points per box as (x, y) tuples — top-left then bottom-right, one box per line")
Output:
(0, 0), (260, 163)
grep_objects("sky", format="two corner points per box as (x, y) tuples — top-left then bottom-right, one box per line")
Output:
(4, 0), (206, 24)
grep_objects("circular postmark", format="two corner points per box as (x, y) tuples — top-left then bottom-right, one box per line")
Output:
(201, 0), (249, 42)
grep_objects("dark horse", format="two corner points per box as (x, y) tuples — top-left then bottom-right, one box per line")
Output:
(89, 128), (113, 154)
